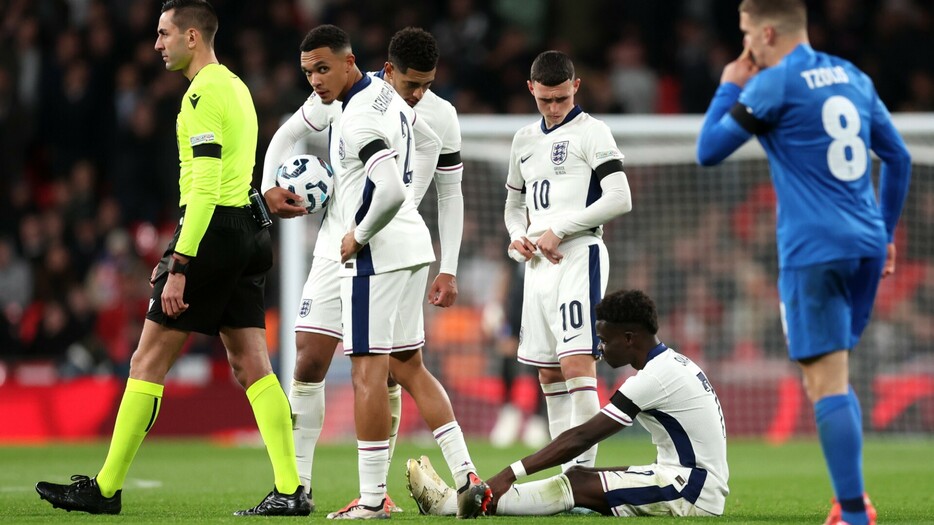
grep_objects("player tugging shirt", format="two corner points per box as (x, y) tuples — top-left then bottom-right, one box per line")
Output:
(174, 63), (258, 257)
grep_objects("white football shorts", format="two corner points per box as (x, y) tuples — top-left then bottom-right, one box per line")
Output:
(293, 256), (343, 339)
(599, 464), (719, 517)
(518, 240), (609, 367)
(340, 264), (428, 355)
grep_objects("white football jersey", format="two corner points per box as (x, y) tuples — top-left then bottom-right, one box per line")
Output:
(600, 344), (730, 515)
(331, 75), (434, 276)
(291, 92), (344, 261)
(411, 88), (463, 202)
(505, 106), (624, 243)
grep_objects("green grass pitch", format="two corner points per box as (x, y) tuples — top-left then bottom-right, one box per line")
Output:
(2, 437), (933, 523)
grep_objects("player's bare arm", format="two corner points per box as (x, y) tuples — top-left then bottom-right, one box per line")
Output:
(487, 412), (620, 503)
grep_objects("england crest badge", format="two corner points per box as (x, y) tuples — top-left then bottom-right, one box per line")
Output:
(551, 141), (569, 165)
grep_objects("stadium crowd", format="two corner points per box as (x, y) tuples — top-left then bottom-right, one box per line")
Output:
(1, 0), (932, 388)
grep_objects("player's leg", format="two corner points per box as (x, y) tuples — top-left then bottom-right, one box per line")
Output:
(35, 320), (189, 514)
(557, 355), (600, 469)
(289, 257), (343, 500)
(388, 264), (489, 518)
(518, 258), (570, 442)
(782, 258), (882, 525)
(224, 327), (309, 516)
(552, 243), (607, 469)
(538, 366), (571, 439)
(326, 272), (401, 519)
(492, 473), (576, 516)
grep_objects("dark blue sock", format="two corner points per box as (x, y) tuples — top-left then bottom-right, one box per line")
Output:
(815, 393), (866, 525)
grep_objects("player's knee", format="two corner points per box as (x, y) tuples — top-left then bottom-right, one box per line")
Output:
(563, 465), (591, 484)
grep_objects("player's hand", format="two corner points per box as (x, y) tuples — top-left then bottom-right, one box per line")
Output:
(428, 273), (458, 307)
(264, 187), (308, 219)
(507, 236), (536, 262)
(486, 467), (516, 507)
(882, 243), (896, 278)
(149, 264), (159, 288)
(721, 47), (759, 87)
(340, 230), (363, 263)
(537, 229), (564, 264)
(161, 273), (189, 318)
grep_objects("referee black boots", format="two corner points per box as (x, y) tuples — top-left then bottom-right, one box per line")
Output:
(233, 485), (312, 516)
(36, 475), (121, 514)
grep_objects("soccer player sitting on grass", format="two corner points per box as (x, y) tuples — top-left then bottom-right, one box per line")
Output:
(406, 289), (730, 518)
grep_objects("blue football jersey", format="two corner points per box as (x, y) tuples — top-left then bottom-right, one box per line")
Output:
(698, 44), (911, 269)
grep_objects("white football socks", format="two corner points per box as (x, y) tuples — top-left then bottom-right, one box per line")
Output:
(387, 384), (402, 465)
(542, 382), (571, 440)
(289, 379), (325, 494)
(495, 474), (575, 515)
(357, 440), (390, 507)
(566, 376), (600, 469)
(433, 421), (474, 489)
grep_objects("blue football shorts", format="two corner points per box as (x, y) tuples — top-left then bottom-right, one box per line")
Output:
(778, 256), (885, 361)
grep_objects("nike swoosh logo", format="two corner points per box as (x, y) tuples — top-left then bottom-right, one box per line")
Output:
(562, 334), (581, 343)
(520, 154), (532, 163)
(575, 459), (588, 464)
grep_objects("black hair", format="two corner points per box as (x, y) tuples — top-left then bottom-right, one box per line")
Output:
(300, 24), (351, 53)
(161, 0), (218, 46)
(530, 50), (575, 87)
(388, 27), (439, 73)
(595, 290), (659, 335)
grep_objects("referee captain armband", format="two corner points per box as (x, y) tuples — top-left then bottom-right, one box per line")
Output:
(510, 460), (527, 480)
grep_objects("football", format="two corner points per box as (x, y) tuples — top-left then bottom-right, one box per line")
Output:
(275, 154), (333, 214)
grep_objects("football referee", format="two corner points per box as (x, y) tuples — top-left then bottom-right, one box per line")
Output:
(36, 0), (310, 517)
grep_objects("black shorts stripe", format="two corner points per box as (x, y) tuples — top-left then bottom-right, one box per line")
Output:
(360, 139), (390, 165)
(192, 143), (222, 158)
(594, 159), (624, 180)
(438, 151), (462, 168)
(610, 391), (641, 419)
(729, 102), (771, 135)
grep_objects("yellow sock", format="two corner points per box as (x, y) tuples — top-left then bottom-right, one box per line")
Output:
(247, 374), (301, 494)
(96, 378), (164, 497)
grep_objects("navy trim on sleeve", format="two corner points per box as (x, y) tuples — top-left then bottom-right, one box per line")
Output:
(192, 143), (222, 159)
(438, 151), (462, 168)
(729, 103), (771, 135)
(360, 139), (390, 165)
(610, 391), (641, 419)
(594, 159), (624, 180)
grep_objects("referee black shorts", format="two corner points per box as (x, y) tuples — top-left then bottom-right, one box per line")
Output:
(147, 205), (273, 336)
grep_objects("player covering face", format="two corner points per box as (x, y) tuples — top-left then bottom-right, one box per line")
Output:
(696, 1), (910, 524)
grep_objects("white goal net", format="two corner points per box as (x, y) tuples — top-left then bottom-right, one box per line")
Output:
(280, 114), (934, 442)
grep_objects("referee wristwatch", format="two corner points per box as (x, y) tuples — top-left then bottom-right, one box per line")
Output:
(167, 255), (190, 276)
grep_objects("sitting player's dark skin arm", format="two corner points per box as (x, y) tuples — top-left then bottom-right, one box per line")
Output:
(486, 412), (621, 505)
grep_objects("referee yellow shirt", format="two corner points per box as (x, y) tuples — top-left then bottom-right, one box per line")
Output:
(174, 63), (258, 257)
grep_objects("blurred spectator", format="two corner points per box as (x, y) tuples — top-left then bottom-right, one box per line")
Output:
(0, 236), (32, 313)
